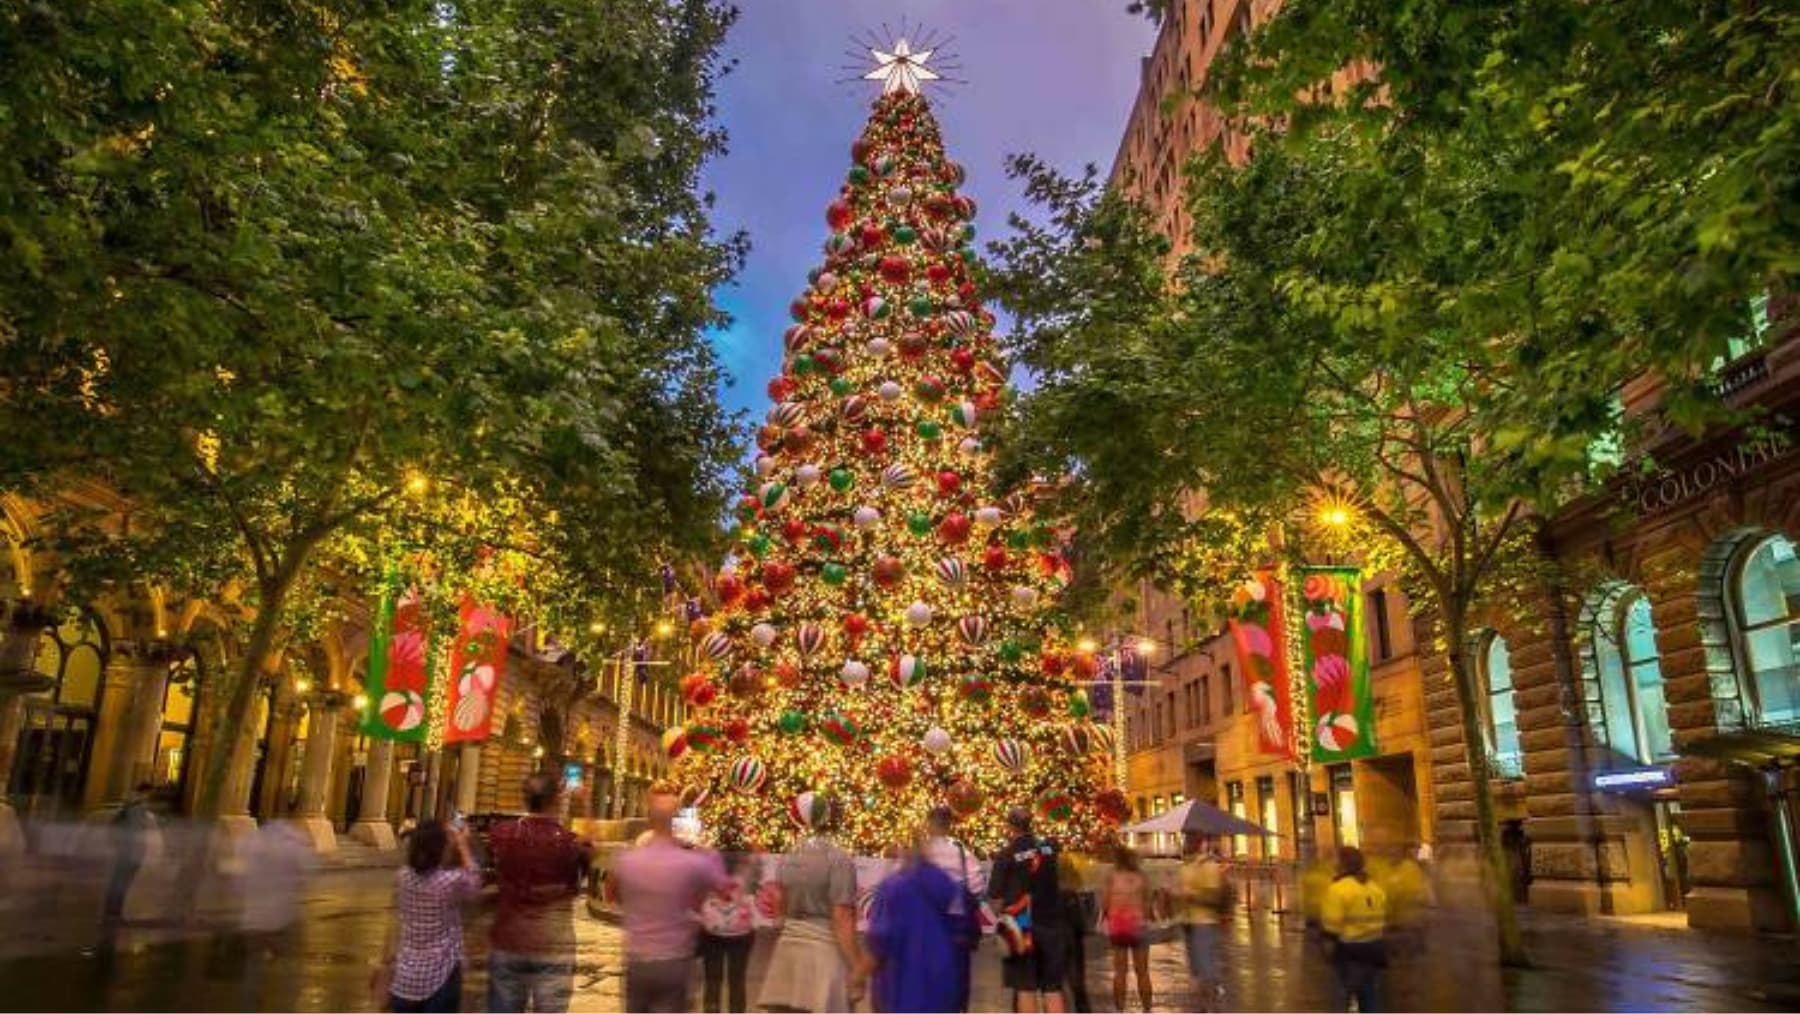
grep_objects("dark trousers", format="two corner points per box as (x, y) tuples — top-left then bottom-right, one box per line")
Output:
(102, 860), (141, 924)
(1066, 926), (1092, 1013)
(699, 932), (753, 1013)
(1331, 942), (1384, 1013)
(626, 956), (694, 1014)
(392, 965), (462, 1013)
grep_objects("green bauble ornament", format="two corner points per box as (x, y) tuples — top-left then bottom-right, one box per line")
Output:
(1031, 526), (1055, 548)
(792, 355), (818, 376)
(777, 709), (807, 735)
(959, 247), (978, 265)
(849, 166), (870, 185)
(1005, 530), (1030, 551)
(907, 511), (933, 536)
(997, 639), (1024, 663)
(908, 296), (934, 317)
(821, 562), (848, 586)
(747, 534), (772, 557)
(916, 418), (943, 441)
(1068, 689), (1092, 719)
(960, 223), (977, 242)
(893, 225), (918, 245)
(828, 467), (854, 492)
(829, 377), (855, 397)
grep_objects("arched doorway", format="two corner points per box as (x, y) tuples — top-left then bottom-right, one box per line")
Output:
(8, 608), (109, 821)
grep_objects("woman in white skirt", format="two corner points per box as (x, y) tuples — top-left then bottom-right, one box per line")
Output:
(758, 798), (864, 1011)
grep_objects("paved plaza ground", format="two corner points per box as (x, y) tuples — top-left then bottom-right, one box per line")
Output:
(0, 864), (1796, 1012)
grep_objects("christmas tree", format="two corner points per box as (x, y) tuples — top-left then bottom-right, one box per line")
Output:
(670, 74), (1127, 855)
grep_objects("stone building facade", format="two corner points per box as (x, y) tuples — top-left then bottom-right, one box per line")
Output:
(1109, 0), (1799, 934)
(0, 499), (686, 858)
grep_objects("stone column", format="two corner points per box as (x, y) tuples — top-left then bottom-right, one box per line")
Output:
(82, 648), (144, 811)
(290, 694), (342, 853)
(349, 737), (397, 849)
(454, 743), (482, 816)
(99, 645), (178, 809)
(0, 694), (27, 861)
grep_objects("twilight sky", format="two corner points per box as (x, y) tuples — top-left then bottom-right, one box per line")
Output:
(701, 1), (1157, 418)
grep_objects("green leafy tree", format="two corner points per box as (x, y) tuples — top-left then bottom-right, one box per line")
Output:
(0, 0), (743, 815)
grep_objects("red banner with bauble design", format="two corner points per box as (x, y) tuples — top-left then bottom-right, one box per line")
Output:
(1227, 571), (1296, 759)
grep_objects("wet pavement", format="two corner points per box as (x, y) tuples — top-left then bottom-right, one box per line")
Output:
(0, 865), (1796, 1012)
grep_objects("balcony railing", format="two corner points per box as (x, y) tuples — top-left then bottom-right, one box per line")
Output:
(1710, 349), (1770, 400)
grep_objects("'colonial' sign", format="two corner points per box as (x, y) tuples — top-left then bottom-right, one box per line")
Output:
(1631, 433), (1791, 514)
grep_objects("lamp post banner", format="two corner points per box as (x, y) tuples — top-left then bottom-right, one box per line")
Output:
(1227, 571), (1297, 759)
(445, 598), (511, 744)
(1299, 566), (1377, 763)
(362, 576), (432, 743)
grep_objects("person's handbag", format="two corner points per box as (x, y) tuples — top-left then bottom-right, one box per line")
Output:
(1103, 903), (1144, 947)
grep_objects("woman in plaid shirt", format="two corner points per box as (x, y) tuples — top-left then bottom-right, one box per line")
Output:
(383, 820), (483, 1013)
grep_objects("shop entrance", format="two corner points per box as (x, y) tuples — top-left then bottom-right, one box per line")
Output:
(1652, 799), (1691, 911)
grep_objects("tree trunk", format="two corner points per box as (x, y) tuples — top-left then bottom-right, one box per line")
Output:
(192, 572), (294, 819)
(1444, 607), (1529, 966)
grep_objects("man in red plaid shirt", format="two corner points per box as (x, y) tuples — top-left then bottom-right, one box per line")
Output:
(487, 772), (594, 1012)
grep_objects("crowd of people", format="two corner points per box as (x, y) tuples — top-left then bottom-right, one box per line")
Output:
(264, 771), (1434, 1014)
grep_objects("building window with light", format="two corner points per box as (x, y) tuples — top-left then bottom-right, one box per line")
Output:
(1730, 533), (1800, 725)
(1591, 589), (1675, 764)
(1475, 632), (1525, 779)
(1257, 775), (1279, 858)
(1226, 781), (1248, 856)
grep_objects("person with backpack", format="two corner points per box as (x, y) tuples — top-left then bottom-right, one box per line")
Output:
(987, 807), (1070, 1014)
(1177, 833), (1232, 1011)
(1101, 844), (1152, 1013)
(697, 848), (761, 1013)
(923, 805), (986, 1010)
(1321, 846), (1388, 1013)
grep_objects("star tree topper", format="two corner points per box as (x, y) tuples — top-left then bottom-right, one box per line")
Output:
(864, 38), (941, 95)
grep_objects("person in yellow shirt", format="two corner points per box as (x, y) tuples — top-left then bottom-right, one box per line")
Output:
(1175, 834), (1231, 1011)
(1320, 847), (1387, 1012)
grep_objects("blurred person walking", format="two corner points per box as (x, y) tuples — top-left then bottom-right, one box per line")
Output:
(922, 804), (986, 1011)
(487, 772), (594, 1013)
(1055, 847), (1097, 1013)
(1176, 834), (1232, 1011)
(987, 807), (1070, 1014)
(612, 785), (729, 1013)
(697, 847), (761, 1013)
(757, 798), (864, 1012)
(862, 829), (963, 1014)
(1101, 845), (1152, 1013)
(102, 782), (157, 928)
(239, 819), (319, 1008)
(378, 820), (482, 1013)
(1321, 846), (1388, 1013)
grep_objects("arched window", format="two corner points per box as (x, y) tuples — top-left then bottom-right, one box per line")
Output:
(1476, 632), (1524, 778)
(9, 608), (109, 815)
(1731, 533), (1800, 725)
(1591, 591), (1674, 764)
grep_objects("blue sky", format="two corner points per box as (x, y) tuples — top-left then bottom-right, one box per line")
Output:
(701, 1), (1157, 418)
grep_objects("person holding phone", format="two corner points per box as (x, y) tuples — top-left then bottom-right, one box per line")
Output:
(378, 820), (482, 1013)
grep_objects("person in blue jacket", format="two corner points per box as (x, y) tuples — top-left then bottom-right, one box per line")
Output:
(862, 831), (964, 1013)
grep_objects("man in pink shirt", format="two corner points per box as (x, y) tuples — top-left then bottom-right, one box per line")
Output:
(611, 783), (729, 1013)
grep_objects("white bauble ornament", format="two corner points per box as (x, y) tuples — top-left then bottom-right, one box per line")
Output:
(957, 437), (984, 459)
(866, 337), (892, 357)
(815, 271), (840, 292)
(905, 601), (934, 627)
(755, 455), (778, 476)
(922, 727), (953, 755)
(887, 185), (914, 209)
(853, 506), (882, 530)
(840, 660), (870, 688)
(750, 622), (779, 648)
(974, 506), (1004, 527)
(878, 381), (904, 402)
(1011, 585), (1040, 608)
(794, 464), (822, 488)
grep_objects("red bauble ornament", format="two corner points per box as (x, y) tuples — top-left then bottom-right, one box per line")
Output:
(878, 255), (911, 285)
(1072, 652), (1101, 678)
(687, 682), (718, 708)
(851, 139), (872, 165)
(775, 660), (802, 689)
(743, 589), (771, 612)
(1041, 654), (1067, 677)
(859, 428), (888, 456)
(783, 425), (814, 454)
(843, 613), (872, 640)
(897, 332), (931, 361)
(767, 375), (798, 401)
(947, 779), (984, 817)
(762, 561), (796, 595)
(827, 298), (852, 321)
(935, 470), (962, 497)
(926, 262), (953, 286)
(937, 513), (972, 545)
(1096, 787), (1131, 823)
(812, 347), (845, 375)
(715, 573), (745, 605)
(725, 717), (751, 744)
(981, 545), (1010, 572)
(860, 223), (886, 249)
(872, 556), (905, 588)
(827, 199), (854, 232)
(781, 519), (810, 544)
(756, 425), (783, 453)
(974, 390), (1001, 413)
(950, 347), (977, 372)
(876, 754), (912, 789)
